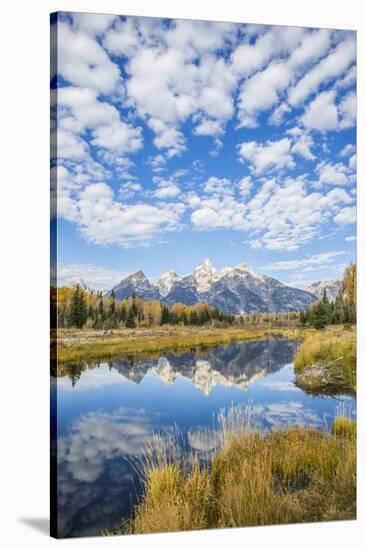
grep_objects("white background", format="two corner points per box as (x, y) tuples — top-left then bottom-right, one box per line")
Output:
(0, 1), (365, 549)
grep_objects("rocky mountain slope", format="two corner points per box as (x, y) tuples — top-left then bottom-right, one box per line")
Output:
(305, 279), (341, 302)
(105, 270), (160, 301)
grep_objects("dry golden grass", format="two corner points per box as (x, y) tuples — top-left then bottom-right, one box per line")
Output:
(331, 411), (356, 440)
(294, 325), (356, 395)
(120, 415), (356, 535)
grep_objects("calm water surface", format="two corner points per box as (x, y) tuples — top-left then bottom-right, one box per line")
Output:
(52, 338), (355, 538)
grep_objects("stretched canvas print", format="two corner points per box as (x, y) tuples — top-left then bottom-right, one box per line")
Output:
(50, 11), (357, 539)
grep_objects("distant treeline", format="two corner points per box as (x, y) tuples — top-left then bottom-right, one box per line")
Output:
(300, 263), (356, 329)
(51, 287), (300, 330)
(53, 289), (235, 329)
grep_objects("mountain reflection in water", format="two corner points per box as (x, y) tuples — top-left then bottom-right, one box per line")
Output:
(61, 338), (299, 394)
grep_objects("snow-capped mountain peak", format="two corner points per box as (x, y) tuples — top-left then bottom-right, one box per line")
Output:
(236, 262), (250, 271)
(193, 258), (217, 292)
(234, 262), (265, 280)
(127, 270), (149, 283)
(197, 258), (213, 268)
(106, 270), (160, 301)
(69, 278), (95, 294)
(155, 269), (181, 297)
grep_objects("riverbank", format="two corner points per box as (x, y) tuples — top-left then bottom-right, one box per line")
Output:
(54, 326), (304, 363)
(119, 417), (355, 534)
(294, 326), (356, 395)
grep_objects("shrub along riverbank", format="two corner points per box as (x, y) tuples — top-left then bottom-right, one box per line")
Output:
(117, 417), (356, 535)
(294, 326), (356, 395)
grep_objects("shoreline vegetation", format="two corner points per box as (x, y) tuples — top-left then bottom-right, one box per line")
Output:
(113, 411), (356, 535)
(54, 325), (303, 363)
(294, 326), (356, 396)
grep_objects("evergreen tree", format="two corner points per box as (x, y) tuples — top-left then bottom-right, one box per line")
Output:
(119, 305), (127, 323)
(182, 312), (189, 325)
(130, 294), (138, 314)
(67, 285), (88, 328)
(87, 304), (95, 320)
(98, 299), (106, 322)
(189, 310), (198, 325)
(125, 307), (137, 328)
(199, 308), (210, 325)
(321, 288), (333, 325)
(311, 301), (328, 329)
(160, 305), (170, 325)
(170, 312), (179, 325)
(299, 310), (307, 326)
(109, 296), (116, 317)
(329, 300), (335, 324)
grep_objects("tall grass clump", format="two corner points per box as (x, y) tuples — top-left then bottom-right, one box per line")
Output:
(121, 405), (356, 535)
(123, 428), (215, 534)
(294, 326), (356, 395)
(331, 403), (356, 441)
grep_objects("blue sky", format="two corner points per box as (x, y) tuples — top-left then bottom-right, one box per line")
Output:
(52, 13), (356, 290)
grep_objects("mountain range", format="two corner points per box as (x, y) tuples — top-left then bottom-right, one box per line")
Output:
(105, 259), (318, 314)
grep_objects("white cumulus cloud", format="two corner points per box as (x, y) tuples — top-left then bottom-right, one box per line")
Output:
(301, 90), (339, 131)
(334, 206), (356, 225)
(58, 22), (121, 94)
(238, 138), (295, 175)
